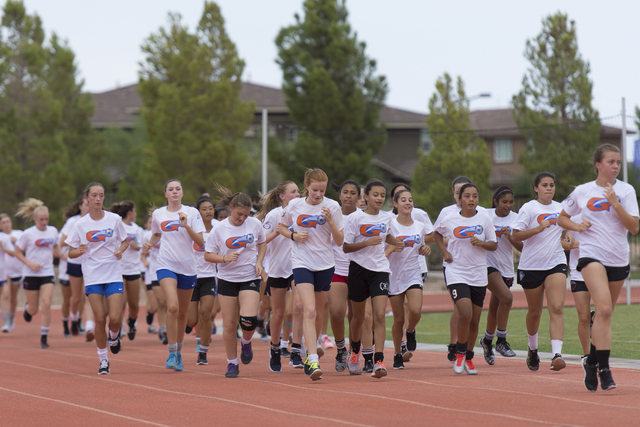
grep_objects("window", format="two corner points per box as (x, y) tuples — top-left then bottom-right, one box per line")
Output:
(493, 139), (513, 163)
(420, 129), (432, 155)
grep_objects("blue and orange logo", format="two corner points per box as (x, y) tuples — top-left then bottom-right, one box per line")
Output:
(453, 225), (483, 239)
(86, 229), (114, 242)
(193, 242), (205, 252)
(35, 238), (54, 247)
(297, 215), (326, 228)
(126, 233), (137, 242)
(495, 225), (510, 238)
(360, 224), (387, 237)
(226, 234), (255, 249)
(587, 197), (620, 212)
(398, 234), (421, 248)
(536, 213), (558, 225)
(161, 220), (182, 232)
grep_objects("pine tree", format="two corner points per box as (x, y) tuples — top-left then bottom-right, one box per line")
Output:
(512, 12), (600, 200)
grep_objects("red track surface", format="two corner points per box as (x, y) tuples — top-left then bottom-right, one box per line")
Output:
(1, 308), (639, 427)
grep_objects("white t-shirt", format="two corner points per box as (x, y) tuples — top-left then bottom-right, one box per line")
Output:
(0, 232), (10, 280)
(332, 213), (354, 277)
(388, 218), (429, 295)
(435, 209), (496, 287)
(561, 180), (639, 267)
(281, 197), (344, 272)
(151, 205), (205, 276)
(65, 212), (128, 286)
(206, 217), (265, 282)
(142, 229), (160, 284)
(404, 208), (434, 274)
(485, 209), (518, 278)
(512, 200), (566, 271)
(195, 230), (217, 278)
(16, 225), (58, 277)
(435, 204), (486, 267)
(263, 207), (293, 279)
(58, 233), (69, 281)
(568, 215), (583, 282)
(344, 209), (392, 273)
(121, 221), (144, 275)
(3, 230), (24, 278)
(61, 215), (85, 265)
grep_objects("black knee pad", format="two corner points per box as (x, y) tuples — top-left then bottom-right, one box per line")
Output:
(239, 315), (258, 331)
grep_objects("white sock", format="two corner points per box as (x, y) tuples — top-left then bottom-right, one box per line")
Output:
(85, 320), (95, 332)
(280, 339), (289, 349)
(227, 357), (238, 365)
(41, 326), (50, 335)
(551, 339), (563, 355)
(240, 337), (251, 345)
(527, 333), (538, 350)
(109, 329), (119, 340)
(70, 312), (79, 321)
(309, 353), (319, 364)
(97, 347), (108, 362)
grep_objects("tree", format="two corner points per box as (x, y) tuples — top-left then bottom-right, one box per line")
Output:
(412, 73), (492, 217)
(512, 12), (600, 200)
(136, 1), (255, 207)
(275, 0), (388, 187)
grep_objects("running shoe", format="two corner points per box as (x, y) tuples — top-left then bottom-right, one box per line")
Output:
(23, 304), (32, 323)
(372, 361), (387, 378)
(309, 361), (322, 381)
(225, 363), (239, 378)
(98, 359), (110, 375)
(269, 348), (281, 373)
(453, 353), (466, 374)
(40, 335), (49, 349)
(174, 353), (184, 371)
(165, 353), (177, 369)
(401, 344), (412, 362)
(256, 318), (265, 335)
(480, 337), (495, 365)
(447, 344), (456, 364)
(348, 348), (362, 375)
(240, 341), (253, 364)
(211, 324), (217, 335)
(85, 330), (95, 342)
(195, 341), (201, 353)
(495, 339), (516, 357)
(158, 329), (168, 345)
(464, 359), (478, 375)
(321, 335), (334, 350)
(127, 317), (137, 341)
(363, 358), (374, 373)
(197, 352), (208, 365)
(70, 320), (80, 336)
(1, 324), (8, 333)
(303, 356), (311, 376)
(526, 347), (539, 371)
(260, 330), (269, 342)
(63, 321), (71, 338)
(148, 325), (156, 334)
(599, 368), (616, 391)
(582, 356), (598, 392)
(8, 317), (15, 332)
(185, 324), (193, 334)
(406, 329), (417, 352)
(289, 352), (304, 369)
(393, 354), (404, 370)
(550, 353), (566, 371)
(316, 345), (324, 358)
(280, 347), (291, 358)
(108, 336), (121, 355)
(335, 347), (348, 372)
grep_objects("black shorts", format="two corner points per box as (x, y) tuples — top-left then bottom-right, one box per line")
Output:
(23, 276), (54, 291)
(406, 284), (423, 292)
(60, 279), (70, 287)
(577, 258), (630, 282)
(488, 267), (514, 288)
(151, 280), (160, 288)
(145, 284), (153, 291)
(191, 277), (217, 301)
(123, 274), (141, 281)
(266, 275), (293, 296)
(9, 276), (22, 283)
(347, 261), (389, 303)
(570, 280), (588, 293)
(217, 278), (260, 297)
(448, 283), (487, 307)
(67, 262), (83, 278)
(517, 264), (567, 290)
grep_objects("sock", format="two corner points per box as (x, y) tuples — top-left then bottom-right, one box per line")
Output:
(309, 353), (319, 364)
(281, 339), (290, 349)
(466, 350), (474, 360)
(456, 341), (467, 354)
(291, 343), (301, 354)
(146, 311), (154, 325)
(271, 341), (281, 351)
(10, 312), (15, 322)
(195, 336), (201, 343)
(596, 349), (610, 370)
(177, 341), (183, 352)
(362, 347), (374, 363)
(351, 340), (361, 354)
(168, 343), (178, 353)
(97, 347), (108, 362)
(85, 320), (95, 332)
(61, 317), (69, 322)
(41, 326), (50, 336)
(240, 337), (251, 345)
(401, 340), (407, 347)
(127, 317), (136, 328)
(551, 339), (563, 355)
(70, 312), (79, 322)
(109, 329), (119, 340)
(335, 339), (345, 350)
(587, 343), (598, 366)
(527, 333), (538, 350)
(2, 312), (10, 325)
(257, 312), (265, 321)
(227, 357), (239, 365)
(200, 345), (209, 354)
(374, 351), (384, 363)
(484, 331), (495, 342)
(496, 329), (507, 340)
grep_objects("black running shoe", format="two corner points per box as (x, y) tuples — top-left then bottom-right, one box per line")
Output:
(480, 337), (495, 365)
(225, 363), (239, 378)
(23, 306), (32, 323)
(269, 348), (281, 373)
(265, 319), (271, 336)
(256, 319), (265, 335)
(98, 359), (110, 375)
(185, 324), (193, 334)
(146, 311), (154, 326)
(197, 352), (208, 365)
(280, 347), (291, 358)
(303, 355), (311, 376)
(63, 321), (71, 338)
(582, 357), (598, 392)
(40, 335), (49, 349)
(393, 353), (405, 370)
(401, 344), (413, 362)
(70, 320), (79, 336)
(599, 368), (616, 391)
(109, 336), (121, 354)
(526, 347), (540, 371)
(127, 317), (137, 341)
(289, 352), (304, 368)
(335, 347), (348, 372)
(406, 329), (417, 352)
(240, 341), (253, 364)
(362, 358), (374, 373)
(447, 344), (456, 364)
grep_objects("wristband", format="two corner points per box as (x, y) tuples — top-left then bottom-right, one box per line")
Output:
(291, 232), (296, 241)
(222, 255), (226, 263)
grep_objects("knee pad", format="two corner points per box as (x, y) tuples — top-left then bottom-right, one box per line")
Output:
(239, 315), (258, 331)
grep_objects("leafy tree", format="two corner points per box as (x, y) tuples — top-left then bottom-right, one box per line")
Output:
(136, 1), (255, 207)
(275, 0), (388, 188)
(512, 12), (600, 200)
(412, 73), (492, 218)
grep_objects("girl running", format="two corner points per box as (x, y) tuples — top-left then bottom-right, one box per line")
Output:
(279, 169), (344, 381)
(65, 182), (129, 374)
(143, 179), (205, 371)
(511, 172), (574, 372)
(558, 144), (638, 391)
(13, 199), (61, 348)
(205, 185), (266, 378)
(344, 180), (401, 379)
(1, 214), (22, 333)
(435, 183), (497, 375)
(479, 186), (522, 365)
(141, 213), (167, 344)
(387, 189), (433, 369)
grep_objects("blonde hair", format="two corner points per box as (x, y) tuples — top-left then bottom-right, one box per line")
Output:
(256, 181), (295, 221)
(16, 198), (47, 222)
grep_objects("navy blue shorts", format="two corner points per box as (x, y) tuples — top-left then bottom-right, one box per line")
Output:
(293, 268), (333, 292)
(157, 269), (197, 290)
(60, 279), (70, 287)
(67, 262), (83, 278)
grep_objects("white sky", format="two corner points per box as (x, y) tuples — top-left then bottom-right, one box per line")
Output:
(16, 0), (640, 127)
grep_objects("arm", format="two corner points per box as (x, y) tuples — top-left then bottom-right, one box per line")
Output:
(60, 233), (69, 248)
(322, 207), (343, 246)
(179, 212), (204, 247)
(504, 230), (524, 252)
(255, 242), (267, 276)
(265, 227), (281, 244)
(204, 251), (239, 264)
(142, 233), (161, 254)
(423, 232), (435, 244)
(557, 210), (590, 233)
(434, 231), (452, 263)
(140, 251), (149, 268)
(0, 241), (15, 257)
(511, 221), (549, 243)
(52, 244), (62, 259)
(605, 186), (640, 235)
(14, 247), (42, 272)
(114, 239), (129, 260)
(343, 236), (382, 254)
(470, 237), (497, 251)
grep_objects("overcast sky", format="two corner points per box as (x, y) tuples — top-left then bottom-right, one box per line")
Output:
(17, 0), (640, 130)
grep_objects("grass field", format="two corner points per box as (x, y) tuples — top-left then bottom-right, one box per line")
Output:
(383, 305), (640, 359)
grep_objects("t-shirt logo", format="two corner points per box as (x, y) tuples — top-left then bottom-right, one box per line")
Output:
(86, 229), (114, 242)
(453, 225), (483, 239)
(161, 220), (182, 232)
(35, 238), (54, 247)
(587, 197), (619, 212)
(193, 242), (205, 252)
(297, 215), (326, 228)
(536, 213), (558, 225)
(127, 233), (137, 242)
(359, 224), (387, 237)
(398, 234), (421, 247)
(495, 225), (509, 238)
(226, 234), (255, 249)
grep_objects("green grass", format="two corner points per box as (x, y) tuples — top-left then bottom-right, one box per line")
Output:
(381, 305), (640, 359)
